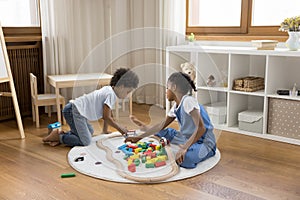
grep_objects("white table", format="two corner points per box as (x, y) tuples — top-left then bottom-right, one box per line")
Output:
(47, 73), (113, 124)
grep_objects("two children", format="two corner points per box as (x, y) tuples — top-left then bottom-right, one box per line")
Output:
(43, 68), (216, 169)
(126, 72), (216, 169)
(43, 68), (139, 147)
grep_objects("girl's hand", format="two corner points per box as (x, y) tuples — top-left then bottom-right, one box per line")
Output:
(175, 145), (187, 165)
(125, 136), (142, 143)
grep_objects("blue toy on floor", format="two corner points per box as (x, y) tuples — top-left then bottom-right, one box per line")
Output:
(48, 122), (61, 132)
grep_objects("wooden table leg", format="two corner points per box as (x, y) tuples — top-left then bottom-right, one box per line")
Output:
(55, 87), (62, 124)
(129, 92), (132, 115)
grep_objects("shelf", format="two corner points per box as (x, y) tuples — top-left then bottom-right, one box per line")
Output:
(167, 45), (300, 57)
(225, 126), (300, 146)
(213, 123), (227, 130)
(229, 90), (265, 97)
(197, 86), (228, 92)
(166, 43), (300, 145)
(267, 94), (300, 101)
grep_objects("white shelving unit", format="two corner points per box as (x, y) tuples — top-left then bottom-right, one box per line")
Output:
(166, 44), (300, 145)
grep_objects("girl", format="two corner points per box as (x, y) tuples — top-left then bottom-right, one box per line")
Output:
(43, 68), (139, 147)
(126, 72), (216, 169)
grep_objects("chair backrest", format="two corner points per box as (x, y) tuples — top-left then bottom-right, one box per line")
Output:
(29, 73), (38, 99)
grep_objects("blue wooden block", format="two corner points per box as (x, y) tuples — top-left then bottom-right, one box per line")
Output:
(118, 144), (128, 150)
(48, 122), (61, 129)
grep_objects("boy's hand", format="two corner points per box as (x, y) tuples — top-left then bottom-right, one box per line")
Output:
(119, 126), (128, 136)
(125, 136), (142, 143)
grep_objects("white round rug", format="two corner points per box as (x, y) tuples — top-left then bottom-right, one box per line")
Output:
(68, 132), (221, 183)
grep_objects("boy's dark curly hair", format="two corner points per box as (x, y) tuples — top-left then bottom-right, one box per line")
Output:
(110, 68), (139, 88)
(168, 72), (197, 95)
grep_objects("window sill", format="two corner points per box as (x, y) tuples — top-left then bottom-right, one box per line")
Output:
(195, 35), (288, 42)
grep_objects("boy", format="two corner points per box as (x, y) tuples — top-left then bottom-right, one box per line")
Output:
(43, 68), (139, 147)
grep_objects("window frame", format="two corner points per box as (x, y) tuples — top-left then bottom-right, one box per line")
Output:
(2, 0), (41, 40)
(186, 0), (288, 39)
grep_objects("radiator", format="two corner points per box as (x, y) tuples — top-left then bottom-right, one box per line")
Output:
(0, 41), (44, 120)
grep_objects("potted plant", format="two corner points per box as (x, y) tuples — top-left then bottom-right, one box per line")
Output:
(279, 16), (300, 50)
(187, 33), (195, 45)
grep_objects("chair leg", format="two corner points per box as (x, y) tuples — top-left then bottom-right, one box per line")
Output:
(32, 103), (36, 122)
(48, 106), (51, 117)
(122, 99), (126, 112)
(35, 105), (40, 128)
(62, 102), (66, 125)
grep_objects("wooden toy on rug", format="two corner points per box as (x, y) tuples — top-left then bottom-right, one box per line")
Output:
(118, 139), (169, 173)
(97, 134), (179, 183)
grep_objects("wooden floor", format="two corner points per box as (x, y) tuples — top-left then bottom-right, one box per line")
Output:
(0, 103), (299, 200)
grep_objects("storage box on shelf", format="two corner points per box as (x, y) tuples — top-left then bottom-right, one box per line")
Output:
(166, 44), (300, 145)
(268, 98), (300, 140)
(203, 101), (227, 125)
(238, 110), (263, 133)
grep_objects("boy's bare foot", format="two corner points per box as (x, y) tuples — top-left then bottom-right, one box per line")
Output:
(43, 129), (63, 143)
(101, 131), (112, 134)
(49, 141), (61, 146)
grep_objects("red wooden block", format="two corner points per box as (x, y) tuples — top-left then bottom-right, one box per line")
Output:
(128, 144), (138, 149)
(155, 161), (166, 167)
(150, 152), (156, 158)
(149, 143), (156, 149)
(128, 163), (136, 172)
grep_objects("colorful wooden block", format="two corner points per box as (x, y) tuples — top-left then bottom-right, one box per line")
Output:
(155, 161), (166, 167)
(128, 163), (136, 172)
(141, 155), (147, 163)
(134, 159), (140, 166)
(157, 155), (167, 161)
(118, 144), (127, 150)
(145, 162), (155, 168)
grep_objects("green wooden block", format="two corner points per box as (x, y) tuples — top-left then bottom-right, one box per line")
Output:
(145, 163), (155, 168)
(141, 156), (147, 163)
(134, 159), (140, 166)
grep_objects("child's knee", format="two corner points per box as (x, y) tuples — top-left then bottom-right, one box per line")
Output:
(81, 139), (91, 146)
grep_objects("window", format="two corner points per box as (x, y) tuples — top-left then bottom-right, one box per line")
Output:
(0, 0), (40, 27)
(187, 0), (300, 36)
(251, 0), (300, 26)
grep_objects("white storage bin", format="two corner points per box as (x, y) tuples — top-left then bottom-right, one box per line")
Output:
(238, 110), (263, 133)
(204, 102), (227, 124)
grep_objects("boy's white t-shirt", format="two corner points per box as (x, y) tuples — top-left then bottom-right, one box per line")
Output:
(73, 86), (117, 121)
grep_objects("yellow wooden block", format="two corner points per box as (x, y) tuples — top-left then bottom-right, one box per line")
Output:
(157, 155), (167, 161)
(151, 158), (159, 163)
(145, 160), (154, 164)
(134, 147), (142, 153)
(127, 159), (133, 165)
(146, 156), (151, 160)
(130, 154), (139, 160)
(155, 145), (161, 150)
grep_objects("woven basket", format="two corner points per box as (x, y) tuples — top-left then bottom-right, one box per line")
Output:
(233, 76), (264, 92)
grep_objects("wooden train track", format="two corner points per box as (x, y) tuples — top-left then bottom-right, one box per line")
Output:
(96, 135), (179, 183)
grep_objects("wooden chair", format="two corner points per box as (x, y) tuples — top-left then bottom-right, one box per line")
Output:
(30, 73), (65, 128)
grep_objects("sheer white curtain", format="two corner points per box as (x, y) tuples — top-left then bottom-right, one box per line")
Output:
(40, 0), (185, 106)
